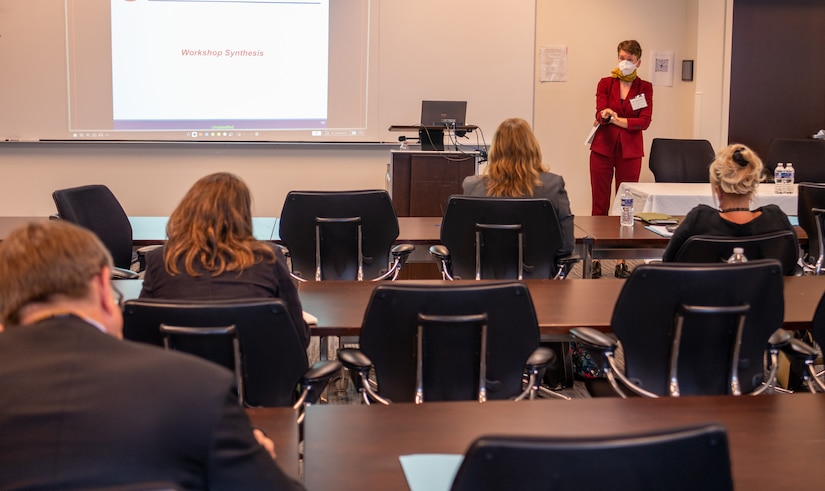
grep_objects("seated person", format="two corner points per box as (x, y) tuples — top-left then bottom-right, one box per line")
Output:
(140, 172), (310, 348)
(662, 143), (799, 261)
(462, 117), (575, 256)
(0, 220), (303, 490)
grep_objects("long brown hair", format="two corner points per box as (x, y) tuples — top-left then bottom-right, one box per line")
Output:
(164, 172), (275, 276)
(485, 118), (547, 197)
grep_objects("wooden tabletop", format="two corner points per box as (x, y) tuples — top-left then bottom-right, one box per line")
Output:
(297, 276), (825, 336)
(303, 394), (825, 491)
(246, 407), (300, 481)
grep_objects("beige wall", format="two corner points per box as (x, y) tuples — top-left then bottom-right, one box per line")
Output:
(534, 0), (728, 216)
(0, 1), (731, 218)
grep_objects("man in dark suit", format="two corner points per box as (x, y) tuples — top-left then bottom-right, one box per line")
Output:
(0, 220), (303, 490)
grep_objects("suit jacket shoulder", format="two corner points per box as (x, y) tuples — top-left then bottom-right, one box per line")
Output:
(0, 317), (302, 490)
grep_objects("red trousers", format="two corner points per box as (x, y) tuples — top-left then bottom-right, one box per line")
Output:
(589, 142), (642, 216)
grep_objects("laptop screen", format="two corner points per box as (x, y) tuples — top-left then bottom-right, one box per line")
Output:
(420, 100), (467, 127)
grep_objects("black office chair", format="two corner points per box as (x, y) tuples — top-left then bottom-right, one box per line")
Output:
(52, 184), (156, 279)
(278, 190), (414, 281)
(671, 230), (801, 276)
(570, 260), (789, 397)
(765, 138), (825, 183)
(648, 138), (715, 183)
(797, 183), (825, 273)
(450, 424), (733, 491)
(122, 298), (341, 410)
(337, 282), (565, 404)
(428, 196), (579, 280)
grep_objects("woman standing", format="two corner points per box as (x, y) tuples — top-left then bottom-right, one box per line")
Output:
(589, 39), (653, 277)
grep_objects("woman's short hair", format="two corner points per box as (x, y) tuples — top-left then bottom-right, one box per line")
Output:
(709, 143), (764, 196)
(485, 117), (547, 197)
(164, 172), (275, 276)
(617, 40), (642, 59)
(0, 220), (112, 326)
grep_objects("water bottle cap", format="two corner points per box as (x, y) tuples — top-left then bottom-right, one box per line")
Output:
(733, 247), (744, 254)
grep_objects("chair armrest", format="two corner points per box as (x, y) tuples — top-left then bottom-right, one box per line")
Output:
(428, 244), (449, 262)
(525, 346), (557, 372)
(373, 243), (417, 281)
(554, 254), (582, 279)
(428, 245), (455, 280)
(569, 327), (617, 353)
(275, 243), (290, 257)
(767, 329), (791, 351)
(304, 360), (342, 384)
(338, 348), (373, 371)
(781, 337), (819, 363)
(111, 266), (139, 279)
(338, 348), (391, 405)
(391, 243), (415, 258)
(298, 360), (343, 406)
(556, 254), (581, 267)
(136, 244), (162, 272)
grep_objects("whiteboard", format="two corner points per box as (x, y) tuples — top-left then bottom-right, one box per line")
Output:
(0, 0), (535, 143)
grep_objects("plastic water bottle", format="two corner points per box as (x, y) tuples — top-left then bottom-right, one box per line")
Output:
(727, 247), (748, 263)
(620, 188), (634, 227)
(785, 162), (795, 194)
(774, 163), (784, 194)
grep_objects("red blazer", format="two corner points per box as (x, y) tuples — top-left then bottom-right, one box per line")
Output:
(590, 76), (653, 159)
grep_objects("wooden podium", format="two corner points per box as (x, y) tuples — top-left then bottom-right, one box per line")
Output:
(389, 150), (479, 217)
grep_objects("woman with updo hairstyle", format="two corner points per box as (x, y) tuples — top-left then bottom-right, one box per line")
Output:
(662, 143), (798, 261)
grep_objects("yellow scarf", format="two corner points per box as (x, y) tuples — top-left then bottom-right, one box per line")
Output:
(611, 67), (637, 83)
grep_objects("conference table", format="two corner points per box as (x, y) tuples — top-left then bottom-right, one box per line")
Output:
(246, 407), (300, 481)
(302, 394), (825, 491)
(0, 215), (808, 281)
(295, 276), (825, 337)
(609, 182), (798, 216)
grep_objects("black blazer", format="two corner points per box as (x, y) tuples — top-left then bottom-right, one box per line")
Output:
(0, 316), (303, 491)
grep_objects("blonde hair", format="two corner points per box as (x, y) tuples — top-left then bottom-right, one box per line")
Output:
(709, 144), (764, 196)
(0, 221), (112, 326)
(164, 172), (275, 276)
(484, 118), (547, 197)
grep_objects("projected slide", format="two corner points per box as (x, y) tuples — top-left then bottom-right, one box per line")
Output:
(110, 0), (329, 131)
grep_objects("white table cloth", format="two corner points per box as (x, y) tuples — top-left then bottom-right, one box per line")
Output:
(609, 182), (797, 216)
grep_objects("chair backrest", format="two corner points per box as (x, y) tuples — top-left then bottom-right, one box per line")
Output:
(797, 182), (825, 265)
(450, 425), (733, 491)
(160, 324), (245, 404)
(359, 282), (540, 403)
(672, 230), (799, 276)
(439, 196), (563, 279)
(765, 138), (825, 183)
(122, 299), (308, 407)
(648, 138), (715, 183)
(52, 184), (134, 269)
(611, 260), (784, 396)
(278, 190), (400, 280)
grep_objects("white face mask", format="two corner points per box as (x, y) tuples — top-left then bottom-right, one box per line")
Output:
(618, 59), (637, 76)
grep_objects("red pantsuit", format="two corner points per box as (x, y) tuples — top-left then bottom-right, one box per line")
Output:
(589, 76), (653, 215)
